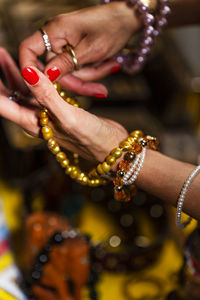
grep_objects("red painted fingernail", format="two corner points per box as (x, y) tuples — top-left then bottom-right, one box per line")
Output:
(110, 65), (121, 74)
(21, 67), (39, 85)
(93, 94), (107, 98)
(47, 66), (61, 82)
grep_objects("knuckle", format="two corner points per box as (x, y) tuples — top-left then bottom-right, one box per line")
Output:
(38, 88), (54, 103)
(54, 14), (65, 25)
(61, 53), (75, 71)
(0, 47), (7, 56)
(20, 109), (38, 131)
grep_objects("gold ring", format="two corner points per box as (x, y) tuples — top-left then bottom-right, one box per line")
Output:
(62, 44), (79, 70)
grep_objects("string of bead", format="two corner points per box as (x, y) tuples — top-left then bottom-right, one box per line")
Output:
(123, 150), (142, 182)
(40, 83), (155, 192)
(176, 165), (200, 229)
(113, 135), (159, 201)
(123, 147), (146, 185)
(101, 0), (171, 73)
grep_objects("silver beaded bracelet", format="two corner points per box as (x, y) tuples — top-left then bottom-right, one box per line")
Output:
(176, 165), (200, 229)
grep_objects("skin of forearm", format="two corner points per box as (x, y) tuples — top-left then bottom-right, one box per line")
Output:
(136, 149), (200, 220)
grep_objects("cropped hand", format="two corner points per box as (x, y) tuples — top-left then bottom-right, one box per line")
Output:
(19, 2), (140, 96)
(20, 66), (127, 161)
(0, 49), (127, 162)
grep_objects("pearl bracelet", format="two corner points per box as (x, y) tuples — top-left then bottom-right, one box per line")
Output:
(123, 147), (146, 185)
(176, 165), (200, 229)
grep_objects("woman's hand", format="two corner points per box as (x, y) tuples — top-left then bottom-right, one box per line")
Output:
(0, 48), (41, 137)
(19, 2), (140, 96)
(20, 65), (128, 162)
(0, 49), (127, 162)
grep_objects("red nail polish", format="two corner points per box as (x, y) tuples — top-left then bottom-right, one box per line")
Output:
(47, 66), (61, 82)
(93, 94), (107, 98)
(21, 67), (39, 85)
(110, 65), (121, 74)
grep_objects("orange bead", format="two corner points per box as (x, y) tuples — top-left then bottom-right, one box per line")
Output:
(118, 160), (130, 172)
(147, 137), (159, 150)
(113, 176), (123, 187)
(131, 143), (143, 154)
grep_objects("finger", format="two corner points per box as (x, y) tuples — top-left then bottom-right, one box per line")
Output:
(21, 66), (74, 118)
(44, 36), (107, 82)
(0, 79), (10, 95)
(59, 74), (108, 97)
(19, 31), (47, 69)
(19, 21), (80, 72)
(72, 61), (120, 82)
(0, 47), (29, 95)
(0, 94), (40, 136)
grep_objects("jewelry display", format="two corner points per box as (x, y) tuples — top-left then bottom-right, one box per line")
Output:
(101, 0), (171, 73)
(39, 28), (52, 52)
(176, 165), (200, 229)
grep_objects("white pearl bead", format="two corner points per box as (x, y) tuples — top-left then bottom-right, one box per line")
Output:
(176, 165), (200, 229)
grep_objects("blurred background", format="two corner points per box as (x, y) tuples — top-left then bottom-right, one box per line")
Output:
(0, 0), (200, 299)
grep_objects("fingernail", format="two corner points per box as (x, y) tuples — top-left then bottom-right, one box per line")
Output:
(110, 65), (121, 74)
(93, 94), (107, 99)
(47, 66), (61, 82)
(21, 67), (39, 85)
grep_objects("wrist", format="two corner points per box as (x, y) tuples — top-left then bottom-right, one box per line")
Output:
(108, 1), (142, 35)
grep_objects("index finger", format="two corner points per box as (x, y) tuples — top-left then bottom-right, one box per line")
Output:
(19, 31), (46, 69)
